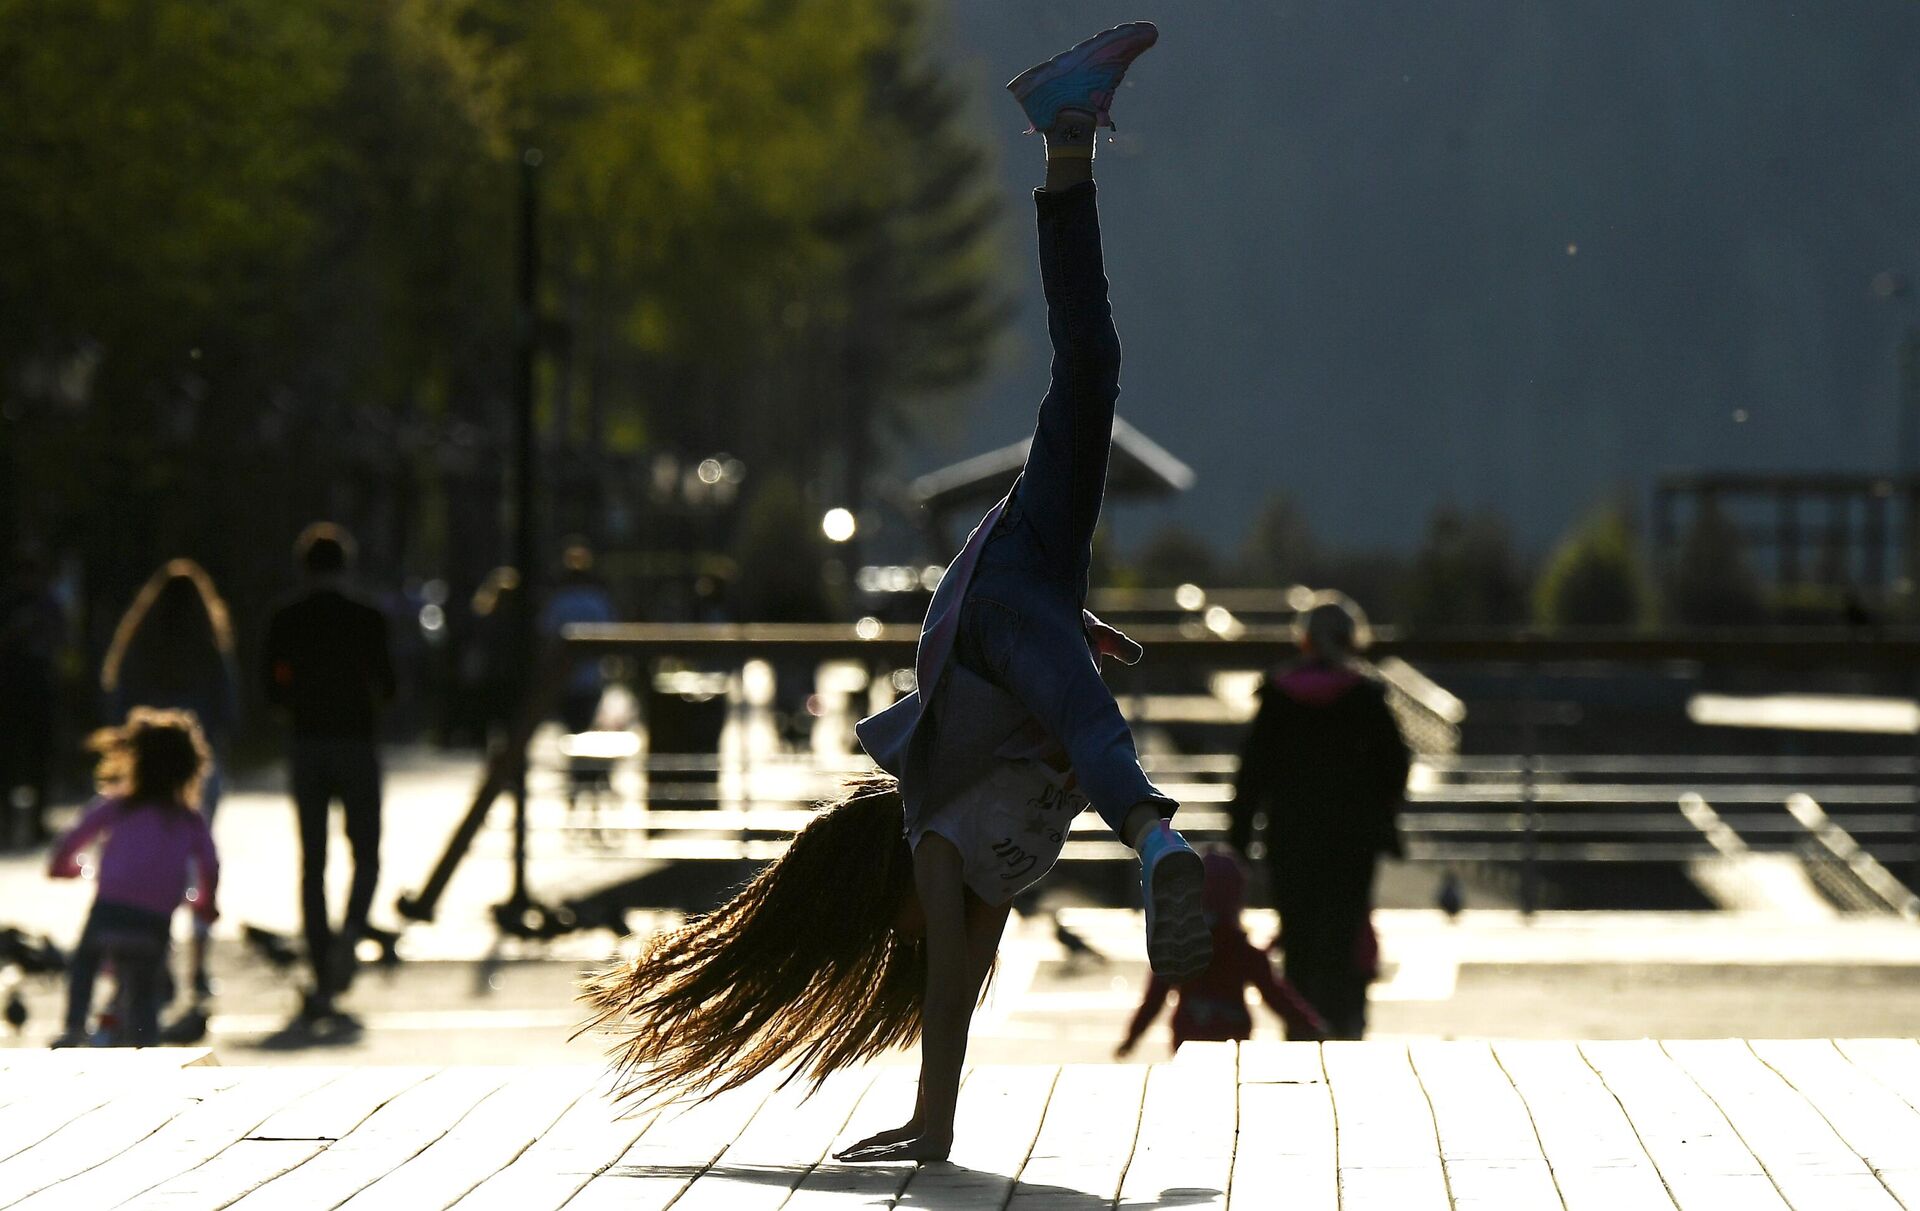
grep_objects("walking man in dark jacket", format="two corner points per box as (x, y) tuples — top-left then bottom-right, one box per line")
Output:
(1230, 591), (1409, 1039)
(263, 523), (396, 1021)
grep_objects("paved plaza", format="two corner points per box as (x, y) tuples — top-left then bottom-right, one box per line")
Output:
(1, 747), (1917, 1210)
(3, 747), (1918, 1064)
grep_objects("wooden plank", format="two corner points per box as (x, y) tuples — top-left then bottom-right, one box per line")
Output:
(563, 1074), (778, 1211)
(1835, 1039), (1920, 1116)
(0, 1048), (213, 1080)
(225, 1067), (506, 1211)
(1322, 1040), (1449, 1211)
(1582, 1039), (1789, 1211)
(0, 1049), (221, 1140)
(125, 1068), (438, 1211)
(901, 1065), (1059, 1207)
(1665, 1040), (1902, 1211)
(1233, 1043), (1336, 1211)
(0, 1066), (246, 1208)
(1117, 1057), (1234, 1211)
(1237, 1038), (1323, 1085)
(250, 1066), (438, 1141)
(1408, 1040), (1565, 1211)
(449, 1081), (657, 1211)
(670, 1068), (875, 1211)
(337, 1068), (594, 1210)
(1009, 1063), (1148, 1209)
(1492, 1041), (1676, 1211)
(0, 1078), (130, 1164)
(10, 1068), (336, 1211)
(132, 1142), (321, 1211)
(786, 1066), (921, 1211)
(1755, 1039), (1920, 1210)
(1172, 1040), (1239, 1071)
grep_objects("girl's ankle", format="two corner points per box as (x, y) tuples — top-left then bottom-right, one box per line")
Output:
(1122, 802), (1164, 850)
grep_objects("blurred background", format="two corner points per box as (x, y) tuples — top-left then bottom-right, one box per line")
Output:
(3, 1), (1919, 1062)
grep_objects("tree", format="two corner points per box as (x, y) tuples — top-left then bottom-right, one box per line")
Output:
(468, 0), (1006, 494)
(1665, 500), (1765, 626)
(1235, 491), (1321, 587)
(0, 0), (514, 641)
(1133, 524), (1221, 587)
(1533, 506), (1653, 627)
(1404, 505), (1529, 627)
(728, 474), (836, 622)
(1, 0), (1008, 679)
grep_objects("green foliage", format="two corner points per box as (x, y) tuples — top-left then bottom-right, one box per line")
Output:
(469, 0), (1006, 478)
(1664, 501), (1765, 625)
(728, 473), (835, 622)
(2, 0), (1006, 638)
(1133, 524), (1220, 587)
(1222, 492), (1405, 623)
(0, 0), (340, 359)
(1533, 506), (1653, 627)
(1404, 506), (1528, 627)
(1235, 492), (1321, 587)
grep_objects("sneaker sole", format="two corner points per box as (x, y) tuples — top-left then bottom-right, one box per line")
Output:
(1146, 847), (1211, 981)
(1005, 22), (1159, 129)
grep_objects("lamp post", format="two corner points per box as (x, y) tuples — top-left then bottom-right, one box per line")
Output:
(1874, 271), (1919, 479)
(505, 146), (543, 923)
(1880, 270), (1920, 899)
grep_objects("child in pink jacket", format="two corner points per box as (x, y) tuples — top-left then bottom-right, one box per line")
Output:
(1118, 848), (1325, 1056)
(49, 708), (219, 1045)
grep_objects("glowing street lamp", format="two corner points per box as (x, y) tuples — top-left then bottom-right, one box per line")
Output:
(822, 507), (857, 543)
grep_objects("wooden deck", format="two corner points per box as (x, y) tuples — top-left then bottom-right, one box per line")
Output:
(2, 1040), (1918, 1209)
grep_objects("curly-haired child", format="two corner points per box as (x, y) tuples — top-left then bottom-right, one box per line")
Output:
(49, 708), (220, 1045)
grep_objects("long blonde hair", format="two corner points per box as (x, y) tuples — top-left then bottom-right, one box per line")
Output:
(101, 559), (234, 696)
(578, 776), (926, 1106)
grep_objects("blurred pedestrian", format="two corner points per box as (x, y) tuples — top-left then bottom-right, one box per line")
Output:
(48, 708), (219, 1046)
(542, 541), (616, 728)
(262, 523), (395, 1022)
(0, 551), (62, 847)
(1116, 848), (1325, 1056)
(1229, 591), (1409, 1039)
(540, 542), (616, 803)
(460, 567), (522, 747)
(101, 559), (238, 997)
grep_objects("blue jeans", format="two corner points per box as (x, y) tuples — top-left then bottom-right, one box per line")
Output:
(955, 183), (1174, 836)
(65, 900), (171, 1041)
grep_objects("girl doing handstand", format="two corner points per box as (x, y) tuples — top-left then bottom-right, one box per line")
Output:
(584, 23), (1205, 1163)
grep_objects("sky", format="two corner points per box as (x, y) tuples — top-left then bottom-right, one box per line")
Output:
(902, 1), (1920, 555)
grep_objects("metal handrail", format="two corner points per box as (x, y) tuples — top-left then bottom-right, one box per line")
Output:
(563, 621), (1920, 668)
(398, 624), (1920, 932)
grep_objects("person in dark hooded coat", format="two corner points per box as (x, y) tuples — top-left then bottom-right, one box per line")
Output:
(1229, 591), (1409, 1039)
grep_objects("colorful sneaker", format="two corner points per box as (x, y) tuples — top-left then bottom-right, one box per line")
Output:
(1006, 21), (1159, 133)
(1137, 820), (1211, 981)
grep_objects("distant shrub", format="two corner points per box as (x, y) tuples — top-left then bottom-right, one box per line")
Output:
(1533, 507), (1653, 627)
(1404, 505), (1529, 627)
(1665, 501), (1765, 626)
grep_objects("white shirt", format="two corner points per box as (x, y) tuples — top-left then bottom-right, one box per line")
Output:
(909, 757), (1090, 905)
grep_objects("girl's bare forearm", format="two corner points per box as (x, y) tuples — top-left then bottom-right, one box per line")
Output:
(919, 899), (1009, 1135)
(916, 978), (972, 1134)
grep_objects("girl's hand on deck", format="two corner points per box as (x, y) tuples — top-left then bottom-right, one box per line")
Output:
(835, 1118), (920, 1159)
(834, 1126), (953, 1163)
